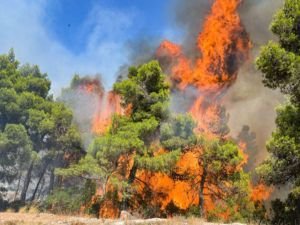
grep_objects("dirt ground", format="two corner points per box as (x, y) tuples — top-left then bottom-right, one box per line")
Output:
(0, 212), (247, 225)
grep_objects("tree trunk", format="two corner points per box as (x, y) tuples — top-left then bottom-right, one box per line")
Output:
(20, 161), (34, 202)
(128, 161), (138, 184)
(199, 167), (207, 217)
(48, 167), (55, 195)
(14, 172), (22, 201)
(122, 161), (138, 210)
(296, 200), (300, 225)
(36, 177), (45, 200)
(30, 162), (49, 202)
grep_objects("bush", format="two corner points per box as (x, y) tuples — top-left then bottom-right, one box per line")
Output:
(42, 180), (98, 216)
(0, 198), (8, 212)
(0, 187), (8, 211)
(270, 193), (300, 225)
(43, 187), (83, 214)
(7, 200), (25, 212)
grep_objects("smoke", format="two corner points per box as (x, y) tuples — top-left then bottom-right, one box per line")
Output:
(59, 75), (105, 148)
(239, 0), (284, 47)
(171, 0), (212, 59)
(224, 64), (284, 168)
(115, 37), (159, 82)
(224, 0), (285, 167)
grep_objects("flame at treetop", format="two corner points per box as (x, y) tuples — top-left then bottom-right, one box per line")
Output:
(158, 0), (250, 91)
(84, 0), (251, 139)
(157, 0), (251, 137)
(72, 77), (123, 135)
(92, 91), (122, 134)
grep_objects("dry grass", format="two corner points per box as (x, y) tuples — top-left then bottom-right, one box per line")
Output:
(134, 217), (205, 225)
(0, 212), (247, 225)
(0, 212), (92, 225)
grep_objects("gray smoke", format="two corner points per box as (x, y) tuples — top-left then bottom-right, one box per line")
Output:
(171, 0), (212, 58)
(239, 0), (284, 46)
(115, 37), (160, 82)
(224, 0), (285, 167)
(59, 75), (104, 148)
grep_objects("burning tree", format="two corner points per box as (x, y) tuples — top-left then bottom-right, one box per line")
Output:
(58, 60), (255, 221)
(58, 61), (181, 216)
(195, 137), (247, 218)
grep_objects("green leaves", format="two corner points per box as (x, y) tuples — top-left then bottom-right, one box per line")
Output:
(161, 114), (196, 150)
(0, 49), (83, 200)
(256, 1), (300, 222)
(56, 154), (102, 179)
(114, 60), (170, 121)
(136, 150), (181, 173)
(200, 137), (243, 175)
(0, 124), (32, 183)
(271, 0), (300, 54)
(256, 42), (299, 92)
(256, 1), (300, 105)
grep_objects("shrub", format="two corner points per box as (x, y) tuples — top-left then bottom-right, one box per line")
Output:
(42, 180), (99, 216)
(43, 187), (83, 214)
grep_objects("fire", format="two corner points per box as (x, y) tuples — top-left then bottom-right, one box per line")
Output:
(72, 77), (122, 135)
(135, 150), (202, 212)
(158, 0), (250, 91)
(238, 141), (249, 169)
(157, 0), (251, 136)
(92, 91), (122, 134)
(251, 183), (272, 202)
(76, 78), (104, 95)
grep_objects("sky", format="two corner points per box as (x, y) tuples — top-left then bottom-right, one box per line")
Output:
(0, 0), (181, 95)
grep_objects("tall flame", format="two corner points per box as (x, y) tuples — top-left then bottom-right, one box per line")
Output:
(157, 0), (250, 136)
(92, 91), (122, 134)
(74, 78), (122, 135)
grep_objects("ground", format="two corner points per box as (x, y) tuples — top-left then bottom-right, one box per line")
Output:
(0, 213), (247, 225)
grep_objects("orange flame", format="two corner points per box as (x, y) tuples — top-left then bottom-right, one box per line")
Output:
(238, 141), (249, 169)
(157, 0), (251, 136)
(251, 183), (272, 202)
(92, 91), (122, 134)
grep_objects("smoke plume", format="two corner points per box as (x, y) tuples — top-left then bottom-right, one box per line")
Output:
(59, 75), (105, 148)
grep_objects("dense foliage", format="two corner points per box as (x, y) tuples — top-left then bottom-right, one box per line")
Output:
(0, 50), (83, 205)
(256, 0), (300, 224)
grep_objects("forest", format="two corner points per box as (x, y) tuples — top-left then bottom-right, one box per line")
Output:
(0, 0), (300, 224)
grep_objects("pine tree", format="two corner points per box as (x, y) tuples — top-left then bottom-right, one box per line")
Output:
(256, 0), (300, 223)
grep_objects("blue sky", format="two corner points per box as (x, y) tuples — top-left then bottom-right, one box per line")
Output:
(0, 0), (181, 95)
(45, 0), (173, 54)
